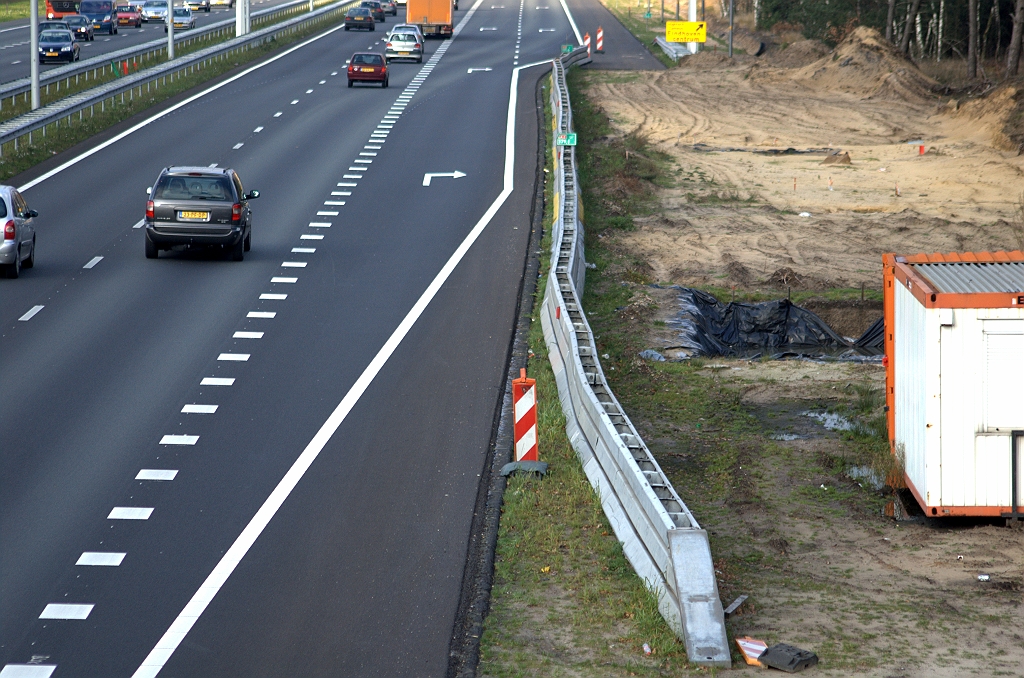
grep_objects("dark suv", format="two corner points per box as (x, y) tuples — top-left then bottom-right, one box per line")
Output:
(145, 167), (259, 261)
(359, 0), (385, 21)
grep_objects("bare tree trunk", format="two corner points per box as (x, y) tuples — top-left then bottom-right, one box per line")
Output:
(900, 0), (924, 54)
(968, 0), (978, 78)
(1007, 0), (1024, 77)
(886, 0), (897, 42)
(938, 0), (944, 61)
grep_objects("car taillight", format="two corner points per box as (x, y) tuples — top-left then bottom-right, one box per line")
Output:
(348, 64), (354, 71)
(3, 220), (14, 240)
(381, 66), (387, 73)
(146, 200), (154, 219)
(414, 43), (421, 48)
(386, 42), (392, 47)
(231, 203), (241, 222)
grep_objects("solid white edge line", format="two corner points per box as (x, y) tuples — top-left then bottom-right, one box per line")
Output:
(18, 23), (349, 192)
(556, 0), (582, 44)
(132, 12), (548, 678)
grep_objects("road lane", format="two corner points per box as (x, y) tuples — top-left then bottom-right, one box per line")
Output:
(0, 0), (573, 673)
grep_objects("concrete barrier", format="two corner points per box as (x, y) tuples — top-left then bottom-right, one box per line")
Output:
(541, 52), (730, 668)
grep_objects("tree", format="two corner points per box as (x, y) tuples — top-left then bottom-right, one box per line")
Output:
(968, 0), (978, 77)
(1008, 0), (1024, 76)
(899, 0), (924, 53)
(885, 0), (897, 41)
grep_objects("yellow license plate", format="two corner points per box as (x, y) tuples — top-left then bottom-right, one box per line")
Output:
(361, 67), (374, 72)
(179, 211), (208, 220)
(46, 52), (58, 56)
(399, 51), (409, 54)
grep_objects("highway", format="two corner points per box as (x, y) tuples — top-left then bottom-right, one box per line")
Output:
(0, 0), (296, 85)
(0, 0), (580, 674)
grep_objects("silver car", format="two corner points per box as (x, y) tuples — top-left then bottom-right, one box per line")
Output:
(141, 0), (166, 21)
(385, 32), (422, 62)
(0, 185), (38, 279)
(386, 23), (424, 41)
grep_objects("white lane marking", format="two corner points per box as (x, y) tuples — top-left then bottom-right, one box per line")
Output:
(290, 99), (299, 104)
(20, 23), (348, 193)
(259, 293), (287, 300)
(160, 434), (199, 444)
(0, 24), (28, 33)
(218, 353), (250, 361)
(337, 182), (357, 186)
(353, 160), (371, 165)
(479, 26), (496, 29)
(300, 235), (323, 240)
(247, 311), (276, 318)
(133, 218), (145, 228)
(319, 79), (325, 84)
(133, 14), (525, 678)
(233, 143), (244, 149)
(108, 507), (153, 520)
(383, 115), (398, 119)
(330, 71), (337, 75)
(423, 170), (467, 186)
(83, 256), (103, 269)
(468, 67), (493, 72)
(18, 306), (44, 321)
(253, 126), (263, 133)
(365, 145), (381, 149)
(281, 262), (306, 268)
(182, 404), (218, 413)
(291, 247), (315, 253)
(348, 167), (365, 171)
(316, 211), (339, 216)
(305, 89), (313, 93)
(359, 152), (377, 156)
(538, 27), (554, 31)
(77, 552), (126, 566)
(0, 665), (57, 677)
(556, 0), (582, 43)
(324, 200), (345, 205)
(273, 111), (282, 117)
(308, 221), (331, 227)
(344, 174), (363, 179)
(271, 277), (298, 283)
(331, 192), (351, 196)
(137, 469), (178, 480)
(39, 604), (94, 620)
(233, 331), (264, 338)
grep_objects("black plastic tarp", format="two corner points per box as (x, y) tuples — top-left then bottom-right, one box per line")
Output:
(664, 287), (860, 358)
(853, 316), (885, 355)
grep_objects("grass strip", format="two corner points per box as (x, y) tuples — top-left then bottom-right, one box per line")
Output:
(0, 9), (343, 182)
(477, 74), (710, 678)
(0, 0), (45, 23)
(0, 0), (338, 126)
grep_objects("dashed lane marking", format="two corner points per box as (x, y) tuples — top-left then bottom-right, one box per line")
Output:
(217, 353), (250, 360)
(271, 277), (298, 283)
(300, 235), (323, 240)
(83, 256), (103, 268)
(76, 552), (125, 566)
(39, 604), (94, 619)
(18, 305), (44, 321)
(160, 434), (199, 444)
(233, 331), (264, 338)
(108, 507), (153, 520)
(247, 311), (276, 318)
(292, 247), (315, 253)
(136, 469), (178, 480)
(201, 377), (235, 385)
(233, 143), (244, 149)
(259, 293), (287, 299)
(308, 221), (332, 227)
(281, 262), (306, 268)
(182, 404), (218, 413)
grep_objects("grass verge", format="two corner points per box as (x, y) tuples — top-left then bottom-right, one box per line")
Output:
(477, 75), (712, 677)
(0, 10), (342, 182)
(0, 0), (44, 22)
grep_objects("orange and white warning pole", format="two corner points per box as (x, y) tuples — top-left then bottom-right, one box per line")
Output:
(513, 368), (538, 462)
(583, 31), (591, 58)
(596, 26), (604, 53)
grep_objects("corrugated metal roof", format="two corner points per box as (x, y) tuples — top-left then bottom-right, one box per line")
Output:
(912, 262), (1024, 293)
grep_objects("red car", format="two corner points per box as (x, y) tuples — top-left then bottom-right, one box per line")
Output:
(115, 3), (143, 26)
(347, 52), (388, 88)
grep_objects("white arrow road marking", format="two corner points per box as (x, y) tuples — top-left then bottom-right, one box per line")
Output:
(468, 67), (493, 72)
(422, 170), (467, 186)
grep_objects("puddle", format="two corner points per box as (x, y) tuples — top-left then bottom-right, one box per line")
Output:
(770, 433), (804, 441)
(847, 465), (885, 490)
(803, 411), (854, 431)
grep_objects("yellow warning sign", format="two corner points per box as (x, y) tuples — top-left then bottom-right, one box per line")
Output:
(665, 21), (706, 43)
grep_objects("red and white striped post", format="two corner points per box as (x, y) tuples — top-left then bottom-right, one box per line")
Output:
(583, 31), (591, 58)
(596, 26), (604, 53)
(513, 368), (538, 462)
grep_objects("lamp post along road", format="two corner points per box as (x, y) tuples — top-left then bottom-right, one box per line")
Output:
(687, 0), (696, 55)
(30, 0), (39, 109)
(167, 0), (175, 59)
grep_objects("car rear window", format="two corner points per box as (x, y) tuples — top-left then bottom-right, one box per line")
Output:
(65, 16), (87, 24)
(156, 175), (233, 201)
(40, 30), (70, 40)
(392, 33), (416, 41)
(350, 8), (369, 14)
(116, 5), (132, 10)
(352, 54), (383, 65)
(0, 199), (7, 219)
(80, 1), (112, 11)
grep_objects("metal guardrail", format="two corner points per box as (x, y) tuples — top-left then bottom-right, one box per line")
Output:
(0, 0), (352, 156)
(0, 0), (321, 112)
(540, 51), (730, 667)
(655, 35), (691, 61)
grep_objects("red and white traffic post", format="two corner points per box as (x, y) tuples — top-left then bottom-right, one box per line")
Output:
(512, 369), (538, 462)
(596, 26), (604, 53)
(583, 32), (591, 58)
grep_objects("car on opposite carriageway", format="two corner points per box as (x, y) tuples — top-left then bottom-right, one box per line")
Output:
(145, 167), (259, 261)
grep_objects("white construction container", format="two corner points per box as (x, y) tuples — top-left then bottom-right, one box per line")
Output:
(884, 251), (1024, 518)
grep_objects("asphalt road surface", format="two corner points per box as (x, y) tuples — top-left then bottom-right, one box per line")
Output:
(0, 0), (587, 675)
(0, 0), (297, 85)
(564, 0), (663, 69)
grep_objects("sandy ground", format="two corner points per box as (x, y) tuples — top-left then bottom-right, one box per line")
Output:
(584, 27), (1024, 293)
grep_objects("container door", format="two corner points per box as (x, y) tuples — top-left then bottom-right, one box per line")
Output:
(979, 322), (1024, 506)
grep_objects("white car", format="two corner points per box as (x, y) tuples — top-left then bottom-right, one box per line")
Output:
(386, 23), (424, 40)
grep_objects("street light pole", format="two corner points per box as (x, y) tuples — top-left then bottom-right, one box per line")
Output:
(687, 0), (696, 54)
(236, 0), (244, 36)
(30, 0), (39, 109)
(728, 0), (734, 57)
(167, 0), (175, 59)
